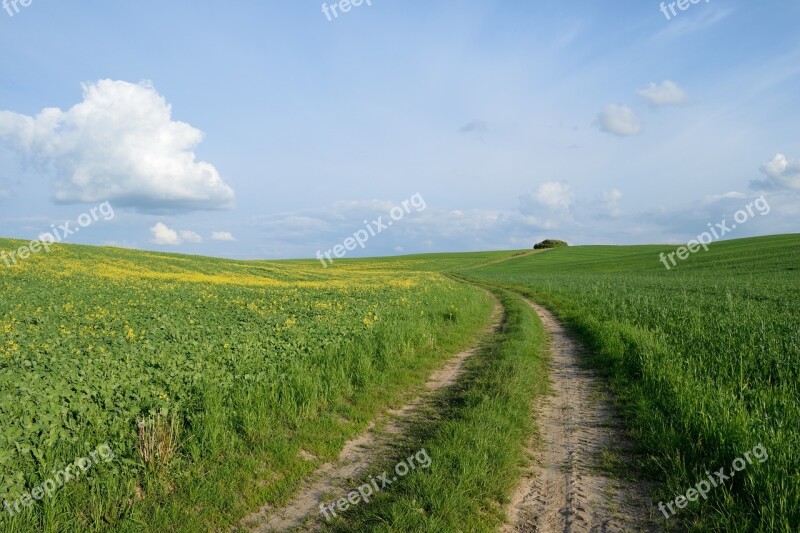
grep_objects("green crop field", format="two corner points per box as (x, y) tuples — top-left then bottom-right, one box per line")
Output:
(460, 234), (800, 532)
(0, 234), (797, 532)
(0, 238), (498, 531)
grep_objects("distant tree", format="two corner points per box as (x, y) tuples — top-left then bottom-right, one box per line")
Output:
(533, 239), (569, 250)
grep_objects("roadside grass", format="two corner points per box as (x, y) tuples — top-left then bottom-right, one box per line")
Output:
(4, 234), (796, 531)
(460, 234), (800, 532)
(324, 287), (548, 532)
(138, 291), (494, 532)
(0, 240), (495, 532)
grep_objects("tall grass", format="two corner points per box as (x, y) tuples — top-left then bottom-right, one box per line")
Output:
(462, 234), (800, 531)
(327, 287), (548, 532)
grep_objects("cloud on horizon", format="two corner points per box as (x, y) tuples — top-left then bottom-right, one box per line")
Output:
(211, 231), (237, 242)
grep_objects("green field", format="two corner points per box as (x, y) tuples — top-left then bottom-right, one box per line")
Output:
(0, 234), (797, 531)
(0, 239), (497, 531)
(460, 234), (800, 532)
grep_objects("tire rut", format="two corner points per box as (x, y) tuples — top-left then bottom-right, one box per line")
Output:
(242, 298), (503, 532)
(503, 300), (661, 533)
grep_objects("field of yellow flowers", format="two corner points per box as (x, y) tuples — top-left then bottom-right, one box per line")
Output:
(0, 239), (495, 531)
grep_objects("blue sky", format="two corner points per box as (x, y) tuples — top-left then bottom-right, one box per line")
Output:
(1, 0), (798, 259)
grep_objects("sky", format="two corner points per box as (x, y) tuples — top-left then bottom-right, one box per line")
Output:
(0, 0), (798, 260)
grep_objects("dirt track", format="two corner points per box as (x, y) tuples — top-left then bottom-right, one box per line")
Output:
(242, 299), (503, 532)
(503, 300), (660, 532)
(243, 293), (660, 532)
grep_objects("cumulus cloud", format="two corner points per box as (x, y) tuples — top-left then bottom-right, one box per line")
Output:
(250, 183), (797, 259)
(254, 186), (657, 259)
(211, 231), (237, 242)
(751, 153), (800, 192)
(253, 198), (534, 258)
(536, 182), (573, 211)
(637, 80), (690, 106)
(179, 230), (203, 243)
(596, 104), (642, 137)
(0, 80), (235, 212)
(516, 182), (576, 232)
(150, 223), (202, 245)
(151, 223), (181, 245)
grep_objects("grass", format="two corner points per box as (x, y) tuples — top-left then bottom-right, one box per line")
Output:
(459, 233), (800, 532)
(0, 239), (495, 532)
(2, 233), (796, 531)
(324, 287), (548, 532)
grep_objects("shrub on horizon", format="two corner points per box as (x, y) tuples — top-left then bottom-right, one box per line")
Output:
(533, 239), (569, 250)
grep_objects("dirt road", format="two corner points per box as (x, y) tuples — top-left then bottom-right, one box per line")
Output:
(242, 300), (503, 532)
(503, 301), (660, 532)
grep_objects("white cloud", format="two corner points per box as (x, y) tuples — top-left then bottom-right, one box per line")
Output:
(596, 104), (642, 137)
(151, 223), (181, 245)
(179, 230), (203, 243)
(751, 153), (800, 192)
(533, 182), (573, 211)
(254, 199), (548, 258)
(211, 231), (237, 242)
(517, 182), (575, 231)
(637, 80), (690, 106)
(249, 185), (798, 258)
(702, 191), (747, 204)
(149, 223), (202, 245)
(0, 80), (235, 212)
